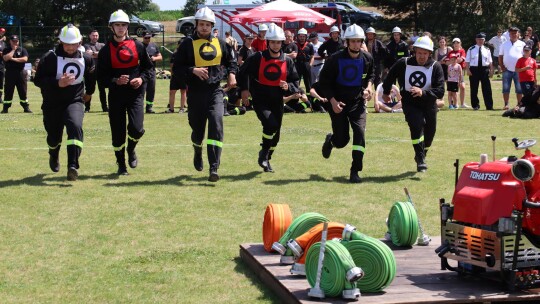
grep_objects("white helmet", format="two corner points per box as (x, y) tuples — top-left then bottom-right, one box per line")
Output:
(392, 26), (402, 34)
(109, 9), (130, 24)
(413, 36), (434, 51)
(265, 23), (285, 41)
(329, 26), (340, 34)
(297, 28), (307, 36)
(59, 24), (82, 44)
(195, 6), (216, 24)
(343, 24), (365, 40)
(258, 24), (269, 32)
(366, 27), (376, 34)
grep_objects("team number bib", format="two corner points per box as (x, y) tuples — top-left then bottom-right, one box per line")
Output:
(404, 58), (435, 91)
(56, 53), (85, 85)
(258, 57), (286, 86)
(336, 58), (364, 87)
(192, 38), (222, 67)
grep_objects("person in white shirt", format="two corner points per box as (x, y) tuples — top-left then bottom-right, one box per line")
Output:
(374, 83), (402, 113)
(487, 29), (506, 74)
(499, 26), (525, 109)
(465, 32), (494, 110)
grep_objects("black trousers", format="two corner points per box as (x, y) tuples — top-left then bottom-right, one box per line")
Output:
(108, 87), (146, 156)
(187, 84), (224, 171)
(469, 66), (493, 110)
(4, 69), (27, 105)
(145, 69), (156, 105)
(43, 102), (85, 168)
(327, 102), (366, 172)
(295, 61), (312, 93)
(0, 67), (4, 101)
(254, 97), (284, 151)
(402, 100), (437, 160)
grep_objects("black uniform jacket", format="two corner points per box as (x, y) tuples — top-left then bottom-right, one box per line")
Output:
(96, 37), (153, 90)
(318, 38), (345, 59)
(385, 39), (410, 69)
(173, 32), (237, 89)
(382, 56), (445, 104)
(34, 46), (96, 109)
(317, 49), (375, 104)
(237, 49), (300, 102)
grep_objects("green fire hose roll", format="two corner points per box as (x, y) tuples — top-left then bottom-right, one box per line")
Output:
(387, 201), (418, 247)
(272, 212), (328, 256)
(305, 240), (361, 298)
(343, 231), (397, 292)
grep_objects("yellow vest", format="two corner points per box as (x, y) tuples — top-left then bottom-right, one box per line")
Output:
(192, 38), (222, 67)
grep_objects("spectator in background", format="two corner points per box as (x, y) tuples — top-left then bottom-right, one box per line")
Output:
(522, 31), (535, 50)
(446, 53), (462, 109)
(142, 32), (162, 114)
(433, 36), (452, 81)
(167, 39), (187, 114)
(487, 29), (506, 74)
(448, 38), (468, 108)
(83, 29), (108, 112)
(410, 30), (420, 43)
(237, 33), (254, 66)
(225, 31), (238, 52)
(294, 28), (315, 110)
(309, 32), (324, 84)
(374, 82), (402, 113)
(526, 26), (539, 57)
(282, 30), (298, 60)
(499, 26), (525, 110)
(515, 46), (537, 97)
(252, 24), (268, 52)
(213, 28), (219, 38)
(365, 27), (388, 87)
(465, 32), (494, 110)
(2, 35), (31, 113)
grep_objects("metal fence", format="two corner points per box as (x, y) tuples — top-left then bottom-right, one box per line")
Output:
(3, 25), (183, 71)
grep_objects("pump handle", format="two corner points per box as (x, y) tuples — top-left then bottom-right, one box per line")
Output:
(512, 138), (519, 148)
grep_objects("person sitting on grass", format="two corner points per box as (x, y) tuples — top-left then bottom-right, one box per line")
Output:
(283, 87), (310, 113)
(502, 86), (540, 119)
(374, 83), (402, 113)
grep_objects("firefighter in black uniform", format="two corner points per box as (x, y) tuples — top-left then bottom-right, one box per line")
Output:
(382, 36), (445, 172)
(318, 26), (345, 60)
(173, 6), (237, 182)
(2, 34), (32, 113)
(34, 24), (95, 181)
(295, 28), (314, 98)
(0, 28), (6, 104)
(97, 9), (153, 175)
(142, 32), (162, 114)
(385, 27), (410, 75)
(319, 24), (374, 183)
(238, 23), (299, 173)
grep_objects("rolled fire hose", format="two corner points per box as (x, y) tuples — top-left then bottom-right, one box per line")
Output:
(387, 201), (419, 247)
(342, 230), (397, 293)
(262, 204), (293, 253)
(272, 212), (328, 263)
(287, 222), (346, 274)
(305, 240), (363, 298)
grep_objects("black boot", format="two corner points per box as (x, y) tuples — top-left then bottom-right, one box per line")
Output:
(415, 155), (428, 172)
(208, 167), (219, 182)
(21, 102), (32, 113)
(322, 133), (333, 159)
(67, 166), (78, 181)
(1, 103), (9, 114)
(266, 150), (274, 173)
(349, 169), (362, 183)
(127, 139), (138, 169)
(66, 144), (81, 180)
(145, 104), (155, 114)
(193, 145), (203, 171)
(258, 148), (270, 171)
(49, 147), (60, 173)
(115, 149), (128, 175)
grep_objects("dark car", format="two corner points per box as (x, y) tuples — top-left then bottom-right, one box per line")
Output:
(129, 15), (164, 37)
(335, 2), (382, 28)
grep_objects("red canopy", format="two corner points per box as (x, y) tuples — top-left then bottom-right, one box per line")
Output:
(231, 0), (336, 26)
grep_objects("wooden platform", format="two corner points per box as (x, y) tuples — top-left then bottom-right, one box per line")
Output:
(239, 237), (540, 303)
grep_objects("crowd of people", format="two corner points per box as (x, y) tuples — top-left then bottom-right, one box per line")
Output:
(1, 6), (538, 183)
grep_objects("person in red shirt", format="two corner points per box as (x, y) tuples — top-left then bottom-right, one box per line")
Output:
(448, 38), (469, 108)
(251, 24), (268, 52)
(515, 46), (537, 96)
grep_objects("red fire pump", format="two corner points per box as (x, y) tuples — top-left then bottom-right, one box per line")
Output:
(436, 137), (540, 290)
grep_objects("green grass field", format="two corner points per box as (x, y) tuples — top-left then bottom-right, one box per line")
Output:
(0, 76), (538, 303)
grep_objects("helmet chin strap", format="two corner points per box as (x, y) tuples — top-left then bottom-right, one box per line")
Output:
(348, 48), (361, 54)
(270, 48), (281, 55)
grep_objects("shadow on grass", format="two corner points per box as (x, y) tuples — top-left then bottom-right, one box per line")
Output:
(0, 172), (124, 188)
(102, 171), (263, 187)
(233, 256), (281, 303)
(263, 171), (419, 185)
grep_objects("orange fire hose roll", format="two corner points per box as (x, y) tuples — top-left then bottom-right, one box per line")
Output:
(289, 222), (346, 264)
(262, 203), (293, 252)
